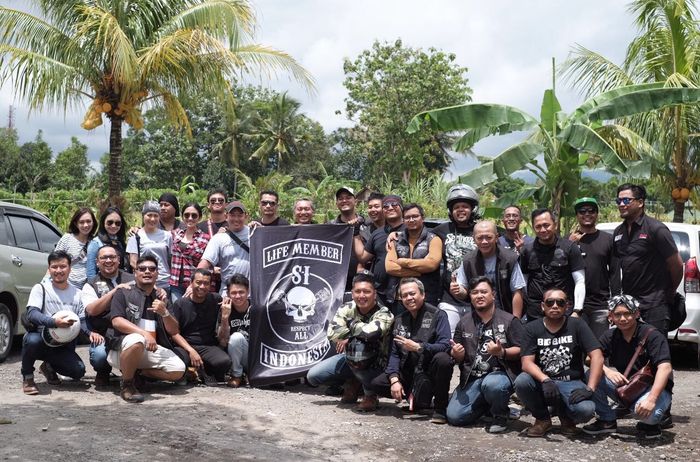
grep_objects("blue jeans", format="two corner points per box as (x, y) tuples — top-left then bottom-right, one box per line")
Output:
(514, 372), (595, 423)
(447, 371), (513, 426)
(306, 354), (354, 388)
(21, 332), (86, 380)
(227, 332), (249, 378)
(588, 373), (672, 425)
(89, 342), (111, 374)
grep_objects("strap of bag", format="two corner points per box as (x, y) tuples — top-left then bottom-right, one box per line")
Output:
(622, 327), (654, 378)
(227, 230), (250, 253)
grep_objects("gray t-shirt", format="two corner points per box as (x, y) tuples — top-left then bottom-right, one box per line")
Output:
(28, 282), (84, 319)
(55, 233), (89, 289)
(202, 228), (250, 296)
(126, 229), (171, 289)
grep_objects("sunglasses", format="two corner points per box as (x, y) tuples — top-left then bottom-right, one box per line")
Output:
(183, 212), (199, 219)
(544, 298), (566, 308)
(260, 200), (277, 206)
(209, 198), (226, 204)
(105, 220), (122, 226)
(137, 265), (157, 273)
(383, 202), (400, 209)
(576, 208), (597, 215)
(615, 197), (638, 206)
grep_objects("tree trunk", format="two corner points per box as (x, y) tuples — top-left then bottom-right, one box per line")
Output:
(673, 200), (685, 223)
(108, 117), (123, 202)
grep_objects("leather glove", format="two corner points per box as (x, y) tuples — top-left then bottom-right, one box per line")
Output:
(568, 386), (594, 404)
(541, 378), (560, 404)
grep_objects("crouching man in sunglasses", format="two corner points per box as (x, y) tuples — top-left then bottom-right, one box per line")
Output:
(514, 287), (604, 437)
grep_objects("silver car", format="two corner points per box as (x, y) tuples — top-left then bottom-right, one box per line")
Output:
(0, 201), (61, 362)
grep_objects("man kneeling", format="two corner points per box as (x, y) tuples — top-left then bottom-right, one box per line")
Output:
(107, 256), (185, 402)
(446, 276), (524, 432)
(583, 295), (673, 440)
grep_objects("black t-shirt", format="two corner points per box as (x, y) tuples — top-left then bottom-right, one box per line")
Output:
(456, 315), (525, 379)
(573, 230), (618, 311)
(109, 289), (157, 331)
(197, 219), (227, 235)
(328, 214), (367, 291)
(522, 316), (601, 380)
(254, 216), (290, 226)
(227, 304), (251, 339)
(520, 236), (585, 319)
(171, 293), (222, 346)
(432, 221), (475, 304)
(364, 223), (405, 303)
(599, 323), (673, 392)
(613, 214), (678, 308)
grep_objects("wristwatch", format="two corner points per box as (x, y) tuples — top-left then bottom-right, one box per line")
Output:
(416, 344), (424, 354)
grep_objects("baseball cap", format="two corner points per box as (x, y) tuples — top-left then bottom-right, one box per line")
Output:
(573, 197), (598, 211)
(226, 201), (247, 213)
(335, 186), (355, 198)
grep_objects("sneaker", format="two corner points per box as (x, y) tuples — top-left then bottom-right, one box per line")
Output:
(659, 412), (674, 429)
(430, 411), (447, 424)
(583, 419), (617, 435)
(526, 418), (553, 437)
(120, 379), (144, 403)
(559, 416), (580, 436)
(39, 362), (61, 385)
(637, 422), (662, 440)
(94, 372), (111, 387)
(488, 416), (508, 433)
(226, 376), (243, 388)
(22, 377), (39, 395)
(357, 394), (379, 412)
(340, 378), (362, 404)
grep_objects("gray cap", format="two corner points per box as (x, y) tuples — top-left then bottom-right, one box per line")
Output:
(335, 186), (355, 198)
(142, 200), (160, 215)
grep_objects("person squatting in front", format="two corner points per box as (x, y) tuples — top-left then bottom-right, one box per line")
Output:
(446, 276), (525, 433)
(514, 287), (603, 437)
(106, 255), (186, 403)
(583, 294), (673, 440)
(370, 277), (453, 424)
(306, 272), (394, 411)
(218, 273), (252, 388)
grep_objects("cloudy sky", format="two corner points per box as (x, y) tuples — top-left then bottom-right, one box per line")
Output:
(0, 0), (638, 177)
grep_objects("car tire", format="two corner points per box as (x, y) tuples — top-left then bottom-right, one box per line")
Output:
(0, 303), (14, 363)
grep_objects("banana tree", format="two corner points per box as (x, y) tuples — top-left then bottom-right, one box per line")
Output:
(407, 82), (700, 222)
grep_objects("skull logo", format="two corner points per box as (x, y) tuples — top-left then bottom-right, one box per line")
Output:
(273, 286), (332, 323)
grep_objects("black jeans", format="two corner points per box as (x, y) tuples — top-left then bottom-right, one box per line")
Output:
(173, 345), (232, 381)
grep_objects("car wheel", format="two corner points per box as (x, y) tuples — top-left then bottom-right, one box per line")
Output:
(0, 303), (14, 363)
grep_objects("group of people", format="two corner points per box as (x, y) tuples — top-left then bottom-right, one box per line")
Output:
(20, 182), (678, 441)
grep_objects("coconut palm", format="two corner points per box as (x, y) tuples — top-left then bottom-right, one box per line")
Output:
(562, 0), (700, 222)
(0, 0), (313, 201)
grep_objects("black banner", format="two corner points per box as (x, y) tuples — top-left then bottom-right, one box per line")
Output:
(248, 224), (352, 386)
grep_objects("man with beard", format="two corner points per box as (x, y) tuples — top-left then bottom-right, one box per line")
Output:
(447, 276), (525, 432)
(498, 205), (533, 254)
(433, 184), (479, 332)
(520, 208), (585, 322)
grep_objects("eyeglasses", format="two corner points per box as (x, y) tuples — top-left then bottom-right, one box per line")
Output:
(383, 202), (400, 209)
(137, 265), (157, 273)
(98, 255), (118, 261)
(260, 200), (277, 206)
(183, 213), (199, 219)
(615, 197), (638, 206)
(576, 208), (597, 215)
(209, 198), (226, 204)
(612, 311), (635, 319)
(544, 298), (566, 308)
(105, 220), (122, 227)
(404, 215), (422, 222)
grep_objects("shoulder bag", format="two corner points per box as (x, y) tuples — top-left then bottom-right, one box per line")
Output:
(616, 328), (655, 408)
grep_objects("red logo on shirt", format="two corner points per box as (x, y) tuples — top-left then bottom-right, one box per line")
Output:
(638, 233), (648, 239)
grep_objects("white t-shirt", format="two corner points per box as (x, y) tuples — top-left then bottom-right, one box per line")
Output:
(54, 233), (89, 289)
(202, 228), (250, 296)
(28, 282), (84, 319)
(126, 229), (171, 289)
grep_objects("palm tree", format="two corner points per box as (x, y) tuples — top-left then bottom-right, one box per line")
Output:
(0, 0), (313, 201)
(562, 0), (700, 222)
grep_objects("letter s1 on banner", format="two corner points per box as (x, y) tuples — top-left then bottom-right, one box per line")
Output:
(248, 224), (352, 386)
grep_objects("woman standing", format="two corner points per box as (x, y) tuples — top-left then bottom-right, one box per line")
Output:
(170, 203), (210, 301)
(55, 207), (97, 289)
(86, 207), (128, 280)
(126, 201), (172, 292)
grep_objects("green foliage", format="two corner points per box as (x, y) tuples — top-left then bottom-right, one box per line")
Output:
(337, 39), (472, 183)
(12, 130), (52, 193)
(51, 137), (90, 190)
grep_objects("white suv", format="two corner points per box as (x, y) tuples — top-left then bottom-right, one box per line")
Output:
(0, 202), (61, 362)
(598, 221), (700, 364)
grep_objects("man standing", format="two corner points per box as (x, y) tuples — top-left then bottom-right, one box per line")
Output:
(218, 274), (252, 388)
(170, 269), (232, 383)
(21, 250), (90, 394)
(158, 192), (182, 231)
(82, 245), (134, 386)
(356, 195), (405, 310)
(107, 255), (185, 403)
(329, 186), (368, 292)
(613, 183), (683, 335)
(498, 205), (533, 254)
(569, 197), (618, 338)
(583, 295), (673, 440)
(293, 198), (315, 225)
(306, 272), (394, 411)
(362, 192), (385, 237)
(251, 190), (290, 228)
(198, 188), (228, 235)
(514, 288), (603, 437)
(199, 201), (250, 296)
(520, 208), (585, 321)
(451, 220), (526, 320)
(446, 276), (525, 433)
(370, 278), (453, 424)
(433, 184), (479, 328)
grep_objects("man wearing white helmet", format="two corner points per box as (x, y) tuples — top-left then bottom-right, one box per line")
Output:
(433, 184), (479, 333)
(21, 250), (92, 395)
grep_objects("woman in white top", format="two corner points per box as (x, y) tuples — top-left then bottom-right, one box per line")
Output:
(126, 201), (172, 291)
(54, 207), (97, 289)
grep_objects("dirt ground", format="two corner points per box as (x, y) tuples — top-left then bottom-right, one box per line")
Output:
(1, 344), (698, 462)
